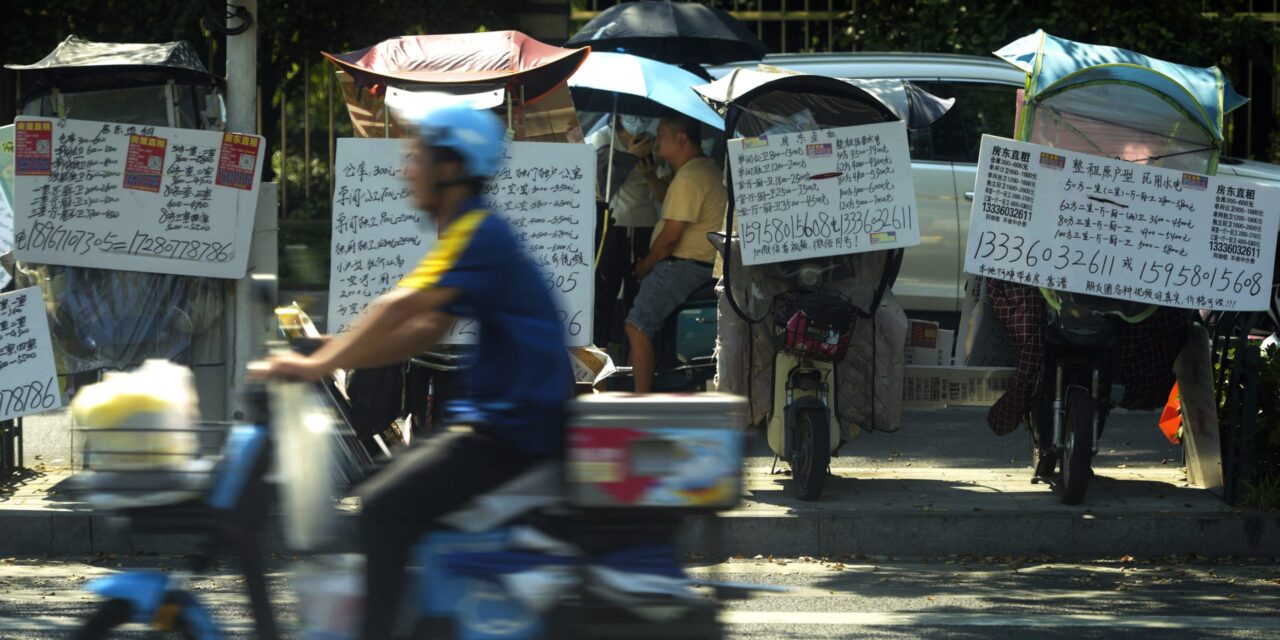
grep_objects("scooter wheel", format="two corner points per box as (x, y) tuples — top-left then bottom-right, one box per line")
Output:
(790, 407), (830, 501)
(76, 598), (197, 639)
(1059, 386), (1095, 505)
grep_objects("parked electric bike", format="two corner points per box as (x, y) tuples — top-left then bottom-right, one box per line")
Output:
(696, 67), (949, 500)
(995, 31), (1248, 504)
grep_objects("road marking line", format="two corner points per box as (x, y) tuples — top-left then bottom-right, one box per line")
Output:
(722, 611), (1280, 629)
(0, 616), (259, 632)
(8, 611), (1280, 632)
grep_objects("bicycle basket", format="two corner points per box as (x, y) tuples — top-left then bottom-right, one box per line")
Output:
(71, 423), (230, 510)
(771, 289), (858, 362)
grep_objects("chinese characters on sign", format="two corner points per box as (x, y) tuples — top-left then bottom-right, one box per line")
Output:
(327, 139), (595, 346)
(726, 121), (920, 266)
(11, 118), (262, 279)
(0, 287), (61, 422)
(965, 135), (1279, 311)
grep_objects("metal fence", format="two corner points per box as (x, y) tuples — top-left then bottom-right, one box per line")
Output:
(1210, 311), (1263, 505)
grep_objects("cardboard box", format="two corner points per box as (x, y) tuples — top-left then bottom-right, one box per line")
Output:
(902, 365), (1016, 407)
(905, 321), (955, 366)
(937, 329), (955, 367)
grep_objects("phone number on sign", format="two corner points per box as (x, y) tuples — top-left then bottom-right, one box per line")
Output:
(0, 378), (58, 417)
(1210, 241), (1261, 259)
(971, 231), (1264, 296)
(17, 221), (234, 263)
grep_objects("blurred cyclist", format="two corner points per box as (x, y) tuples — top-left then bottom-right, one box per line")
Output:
(256, 102), (572, 639)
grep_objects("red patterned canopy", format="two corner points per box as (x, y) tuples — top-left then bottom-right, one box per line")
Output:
(322, 31), (589, 104)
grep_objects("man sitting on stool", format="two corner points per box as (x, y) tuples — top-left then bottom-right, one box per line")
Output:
(626, 115), (726, 393)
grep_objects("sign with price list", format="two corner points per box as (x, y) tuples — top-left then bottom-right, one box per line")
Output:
(327, 139), (595, 346)
(965, 135), (1279, 311)
(11, 117), (262, 279)
(0, 287), (61, 422)
(726, 121), (920, 266)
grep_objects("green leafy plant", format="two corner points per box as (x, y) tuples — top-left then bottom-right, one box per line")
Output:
(1248, 343), (1280, 510)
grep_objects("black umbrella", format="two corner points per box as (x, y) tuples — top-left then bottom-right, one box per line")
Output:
(566, 1), (768, 66)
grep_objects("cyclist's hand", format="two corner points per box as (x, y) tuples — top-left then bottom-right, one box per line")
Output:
(248, 353), (329, 382)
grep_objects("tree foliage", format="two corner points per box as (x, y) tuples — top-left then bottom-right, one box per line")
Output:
(839, 0), (1279, 70)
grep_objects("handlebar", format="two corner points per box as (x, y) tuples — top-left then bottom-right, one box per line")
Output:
(410, 350), (468, 372)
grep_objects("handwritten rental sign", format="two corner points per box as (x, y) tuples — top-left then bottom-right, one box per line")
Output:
(966, 135), (1280, 311)
(727, 121), (919, 266)
(327, 139), (595, 346)
(0, 287), (61, 422)
(11, 117), (262, 279)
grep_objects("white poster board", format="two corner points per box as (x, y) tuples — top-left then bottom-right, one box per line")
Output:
(966, 135), (1280, 311)
(0, 287), (62, 421)
(727, 121), (919, 266)
(11, 117), (262, 279)
(327, 139), (595, 346)
(0, 190), (12, 289)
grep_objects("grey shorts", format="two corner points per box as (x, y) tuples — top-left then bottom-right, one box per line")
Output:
(627, 258), (713, 337)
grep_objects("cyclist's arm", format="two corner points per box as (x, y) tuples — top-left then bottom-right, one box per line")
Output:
(299, 286), (460, 374)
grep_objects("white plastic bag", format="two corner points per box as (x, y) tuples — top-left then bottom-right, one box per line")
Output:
(72, 359), (200, 469)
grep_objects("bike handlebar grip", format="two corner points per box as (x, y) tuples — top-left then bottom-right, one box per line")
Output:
(241, 383), (270, 426)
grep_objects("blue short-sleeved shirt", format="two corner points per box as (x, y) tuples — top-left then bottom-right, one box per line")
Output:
(398, 196), (572, 455)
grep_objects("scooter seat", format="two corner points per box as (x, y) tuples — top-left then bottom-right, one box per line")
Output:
(438, 462), (562, 532)
(686, 279), (718, 304)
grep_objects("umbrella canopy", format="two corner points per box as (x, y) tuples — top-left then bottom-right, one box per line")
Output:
(566, 1), (767, 66)
(995, 30), (1246, 143)
(322, 31), (589, 104)
(694, 66), (953, 133)
(568, 51), (724, 129)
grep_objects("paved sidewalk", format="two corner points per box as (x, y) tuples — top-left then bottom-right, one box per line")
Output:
(3, 463), (1276, 559)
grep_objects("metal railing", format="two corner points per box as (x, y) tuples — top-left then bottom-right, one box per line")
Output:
(1209, 311), (1262, 505)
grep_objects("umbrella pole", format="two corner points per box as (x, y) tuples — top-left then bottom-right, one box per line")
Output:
(596, 93), (619, 271)
(506, 90), (514, 137)
(605, 93), (618, 207)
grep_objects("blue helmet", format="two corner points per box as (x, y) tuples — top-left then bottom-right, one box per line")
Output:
(416, 103), (507, 179)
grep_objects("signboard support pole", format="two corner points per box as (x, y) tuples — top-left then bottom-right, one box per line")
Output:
(226, 0), (272, 422)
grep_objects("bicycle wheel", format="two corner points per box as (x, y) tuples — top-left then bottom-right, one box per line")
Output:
(1059, 385), (1095, 505)
(790, 406), (830, 501)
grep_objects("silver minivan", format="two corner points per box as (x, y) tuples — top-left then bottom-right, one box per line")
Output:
(713, 52), (1280, 322)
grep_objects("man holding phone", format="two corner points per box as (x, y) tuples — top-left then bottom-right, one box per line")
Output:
(625, 115), (726, 393)
(591, 117), (668, 347)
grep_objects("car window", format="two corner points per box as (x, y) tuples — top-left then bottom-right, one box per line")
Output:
(907, 125), (934, 162)
(916, 81), (1020, 164)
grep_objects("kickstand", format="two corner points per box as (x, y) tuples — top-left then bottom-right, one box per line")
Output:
(770, 455), (779, 475)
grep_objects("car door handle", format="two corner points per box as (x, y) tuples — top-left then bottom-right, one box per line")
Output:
(964, 191), (975, 201)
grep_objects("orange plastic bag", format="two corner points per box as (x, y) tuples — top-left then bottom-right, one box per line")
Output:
(1158, 382), (1182, 444)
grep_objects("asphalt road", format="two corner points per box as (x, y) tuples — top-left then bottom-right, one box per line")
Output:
(2, 554), (1276, 639)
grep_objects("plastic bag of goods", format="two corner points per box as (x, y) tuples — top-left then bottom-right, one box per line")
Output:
(269, 377), (339, 551)
(71, 359), (200, 469)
